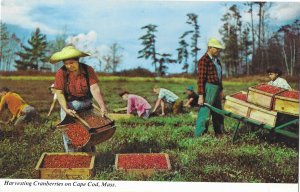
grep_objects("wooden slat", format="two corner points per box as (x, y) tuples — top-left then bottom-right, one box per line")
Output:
(247, 90), (274, 109)
(274, 98), (299, 116)
(275, 94), (298, 102)
(108, 113), (133, 120)
(249, 108), (277, 127)
(248, 87), (275, 97)
(224, 100), (250, 118)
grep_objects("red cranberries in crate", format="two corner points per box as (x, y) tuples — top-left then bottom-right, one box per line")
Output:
(118, 154), (169, 169)
(42, 155), (91, 168)
(232, 93), (247, 101)
(255, 84), (283, 94)
(278, 91), (299, 100)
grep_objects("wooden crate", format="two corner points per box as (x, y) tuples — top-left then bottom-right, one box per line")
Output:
(35, 152), (95, 180)
(274, 92), (299, 116)
(115, 153), (171, 176)
(107, 113), (133, 120)
(224, 91), (250, 118)
(247, 85), (284, 110)
(248, 104), (277, 127)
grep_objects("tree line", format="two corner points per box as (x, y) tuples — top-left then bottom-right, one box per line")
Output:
(0, 23), (123, 73)
(138, 3), (299, 77)
(219, 3), (299, 77)
(1, 2), (299, 76)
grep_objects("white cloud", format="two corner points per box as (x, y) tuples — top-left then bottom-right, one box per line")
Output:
(1, 0), (63, 34)
(65, 31), (111, 64)
(66, 31), (98, 51)
(270, 3), (300, 22)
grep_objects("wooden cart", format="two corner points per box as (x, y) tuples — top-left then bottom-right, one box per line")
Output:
(204, 103), (299, 143)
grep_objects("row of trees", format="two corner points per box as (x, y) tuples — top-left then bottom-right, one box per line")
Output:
(1, 2), (299, 76)
(138, 13), (201, 76)
(138, 3), (299, 77)
(0, 23), (123, 72)
(220, 3), (299, 77)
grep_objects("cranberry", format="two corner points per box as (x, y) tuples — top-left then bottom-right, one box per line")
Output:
(232, 93), (248, 101)
(42, 154), (91, 168)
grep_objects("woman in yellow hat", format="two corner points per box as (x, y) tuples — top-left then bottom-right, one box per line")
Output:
(195, 38), (225, 137)
(50, 46), (108, 152)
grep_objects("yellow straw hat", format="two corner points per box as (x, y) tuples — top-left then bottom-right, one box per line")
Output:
(208, 38), (224, 49)
(49, 46), (90, 64)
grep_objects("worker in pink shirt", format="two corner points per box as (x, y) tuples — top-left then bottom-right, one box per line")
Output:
(118, 91), (152, 119)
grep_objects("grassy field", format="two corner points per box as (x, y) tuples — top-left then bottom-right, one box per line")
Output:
(0, 77), (298, 182)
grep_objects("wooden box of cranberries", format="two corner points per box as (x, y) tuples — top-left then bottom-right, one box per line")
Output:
(35, 152), (95, 179)
(225, 91), (277, 127)
(274, 90), (299, 116)
(115, 153), (171, 176)
(247, 84), (285, 110)
(224, 91), (251, 118)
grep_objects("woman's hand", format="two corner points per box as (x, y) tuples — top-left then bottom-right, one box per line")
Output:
(65, 109), (76, 117)
(101, 108), (108, 117)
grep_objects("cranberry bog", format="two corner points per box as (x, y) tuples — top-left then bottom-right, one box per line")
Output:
(0, 76), (298, 182)
(115, 153), (171, 176)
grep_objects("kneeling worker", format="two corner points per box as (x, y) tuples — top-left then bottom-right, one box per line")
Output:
(152, 86), (183, 116)
(0, 87), (40, 128)
(119, 91), (152, 119)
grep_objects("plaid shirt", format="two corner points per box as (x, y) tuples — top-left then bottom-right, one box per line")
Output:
(197, 53), (223, 95)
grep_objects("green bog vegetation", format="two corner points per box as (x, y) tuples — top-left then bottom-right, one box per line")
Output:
(0, 77), (298, 182)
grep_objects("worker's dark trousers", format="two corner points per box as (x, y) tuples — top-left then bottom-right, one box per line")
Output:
(195, 83), (224, 137)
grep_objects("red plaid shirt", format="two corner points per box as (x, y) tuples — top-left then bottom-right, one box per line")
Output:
(54, 64), (99, 98)
(197, 53), (223, 95)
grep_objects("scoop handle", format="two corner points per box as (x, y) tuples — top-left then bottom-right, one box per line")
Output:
(74, 113), (91, 128)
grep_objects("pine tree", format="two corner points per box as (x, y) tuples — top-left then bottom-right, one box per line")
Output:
(219, 5), (241, 77)
(177, 39), (189, 73)
(157, 53), (176, 76)
(15, 28), (47, 70)
(241, 26), (252, 75)
(186, 13), (201, 74)
(138, 24), (158, 74)
(0, 22), (10, 70)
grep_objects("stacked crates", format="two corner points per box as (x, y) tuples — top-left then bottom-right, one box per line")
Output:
(224, 84), (299, 127)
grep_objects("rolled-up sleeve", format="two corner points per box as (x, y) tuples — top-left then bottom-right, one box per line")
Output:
(54, 69), (64, 90)
(87, 67), (99, 85)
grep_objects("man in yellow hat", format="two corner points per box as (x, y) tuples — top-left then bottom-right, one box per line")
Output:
(50, 46), (108, 152)
(195, 38), (225, 137)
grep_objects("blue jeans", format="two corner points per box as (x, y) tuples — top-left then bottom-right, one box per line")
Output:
(61, 99), (92, 152)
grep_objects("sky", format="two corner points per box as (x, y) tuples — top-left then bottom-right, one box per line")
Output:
(1, 0), (300, 73)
